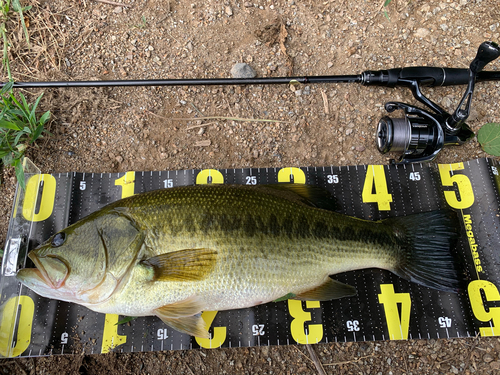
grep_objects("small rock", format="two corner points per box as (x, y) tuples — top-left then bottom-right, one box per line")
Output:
(186, 42), (193, 51)
(346, 129), (353, 136)
(195, 140), (211, 147)
(327, 62), (334, 68)
(441, 96), (453, 109)
(225, 6), (233, 16)
(355, 145), (365, 152)
(113, 6), (122, 13)
(230, 63), (256, 78)
(415, 28), (430, 38)
(115, 156), (123, 163)
(483, 354), (494, 363)
(198, 127), (205, 135)
(244, 2), (252, 8)
(490, 361), (500, 370)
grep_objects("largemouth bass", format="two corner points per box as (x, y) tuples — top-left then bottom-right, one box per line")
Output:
(17, 184), (461, 337)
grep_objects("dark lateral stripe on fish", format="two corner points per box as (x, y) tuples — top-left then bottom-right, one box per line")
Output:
(169, 211), (394, 250)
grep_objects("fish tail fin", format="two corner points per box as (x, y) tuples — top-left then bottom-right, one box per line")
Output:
(386, 210), (463, 293)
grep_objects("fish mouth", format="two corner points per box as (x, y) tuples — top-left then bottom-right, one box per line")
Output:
(25, 252), (69, 289)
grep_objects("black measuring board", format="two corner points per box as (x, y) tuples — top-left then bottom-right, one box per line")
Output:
(1, 159), (500, 357)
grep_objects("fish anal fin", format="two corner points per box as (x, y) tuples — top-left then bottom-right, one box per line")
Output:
(159, 315), (208, 338)
(142, 248), (217, 282)
(154, 296), (204, 319)
(295, 278), (357, 301)
(154, 297), (209, 338)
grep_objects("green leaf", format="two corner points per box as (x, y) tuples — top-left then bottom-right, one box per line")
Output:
(39, 110), (51, 126)
(14, 158), (26, 190)
(1, 81), (13, 95)
(478, 123), (500, 156)
(0, 119), (21, 130)
(115, 316), (137, 325)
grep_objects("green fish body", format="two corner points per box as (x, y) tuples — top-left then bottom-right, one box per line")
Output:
(17, 184), (460, 337)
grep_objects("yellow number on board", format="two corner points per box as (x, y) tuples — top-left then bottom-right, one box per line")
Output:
(195, 311), (227, 348)
(378, 284), (411, 340)
(278, 167), (306, 184)
(362, 165), (392, 211)
(0, 296), (35, 357)
(22, 174), (56, 222)
(438, 163), (474, 209)
(468, 280), (500, 337)
(196, 169), (224, 185)
(288, 300), (323, 344)
(114, 172), (136, 198)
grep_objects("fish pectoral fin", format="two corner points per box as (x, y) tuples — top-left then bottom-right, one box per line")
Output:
(295, 278), (357, 301)
(154, 297), (208, 338)
(142, 248), (217, 281)
(159, 315), (209, 338)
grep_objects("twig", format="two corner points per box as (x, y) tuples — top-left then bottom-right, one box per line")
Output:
(323, 353), (374, 366)
(321, 90), (329, 114)
(94, 0), (132, 7)
(189, 102), (204, 117)
(186, 122), (217, 130)
(306, 345), (327, 375)
(172, 116), (290, 123)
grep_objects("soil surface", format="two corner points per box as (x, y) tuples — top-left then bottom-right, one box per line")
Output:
(1, 0), (500, 374)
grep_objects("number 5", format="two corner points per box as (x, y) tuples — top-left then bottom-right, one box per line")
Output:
(438, 163), (474, 209)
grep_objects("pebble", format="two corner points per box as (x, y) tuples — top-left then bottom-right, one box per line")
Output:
(346, 129), (353, 136)
(230, 63), (256, 78)
(225, 6), (233, 16)
(490, 361), (500, 370)
(415, 28), (430, 38)
(483, 353), (494, 363)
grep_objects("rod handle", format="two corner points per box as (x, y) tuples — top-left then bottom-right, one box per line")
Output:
(362, 67), (475, 87)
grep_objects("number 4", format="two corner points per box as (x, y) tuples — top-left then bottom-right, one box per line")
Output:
(362, 165), (393, 211)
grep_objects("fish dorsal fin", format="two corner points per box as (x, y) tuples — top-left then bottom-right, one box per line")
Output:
(258, 184), (339, 212)
(142, 248), (217, 282)
(154, 296), (208, 338)
(295, 278), (357, 301)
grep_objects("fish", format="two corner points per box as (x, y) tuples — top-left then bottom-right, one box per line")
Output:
(16, 184), (461, 338)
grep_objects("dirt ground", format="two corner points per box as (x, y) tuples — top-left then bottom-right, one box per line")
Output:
(1, 0), (500, 373)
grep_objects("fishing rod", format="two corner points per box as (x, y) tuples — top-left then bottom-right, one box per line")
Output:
(2, 41), (500, 163)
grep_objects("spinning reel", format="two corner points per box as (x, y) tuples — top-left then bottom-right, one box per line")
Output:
(374, 41), (500, 163)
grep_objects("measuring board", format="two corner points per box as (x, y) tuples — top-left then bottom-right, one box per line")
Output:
(1, 159), (500, 357)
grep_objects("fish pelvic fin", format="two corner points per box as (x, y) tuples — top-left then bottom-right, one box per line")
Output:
(388, 210), (463, 293)
(295, 278), (357, 301)
(142, 248), (217, 282)
(154, 296), (209, 338)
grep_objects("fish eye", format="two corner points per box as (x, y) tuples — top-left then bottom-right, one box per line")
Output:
(51, 232), (66, 247)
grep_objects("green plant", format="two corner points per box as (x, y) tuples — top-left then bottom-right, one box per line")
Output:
(477, 122), (500, 156)
(0, 81), (50, 189)
(383, 0), (392, 20)
(1, 0), (31, 80)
